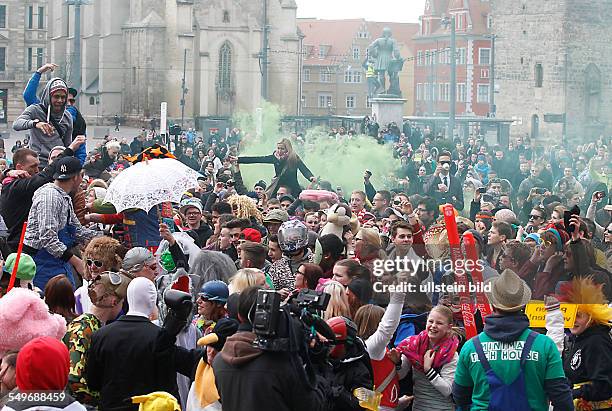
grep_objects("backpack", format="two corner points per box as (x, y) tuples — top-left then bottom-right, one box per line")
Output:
(390, 312), (428, 347)
(472, 331), (538, 411)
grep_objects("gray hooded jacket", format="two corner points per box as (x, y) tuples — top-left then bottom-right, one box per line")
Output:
(13, 77), (73, 167)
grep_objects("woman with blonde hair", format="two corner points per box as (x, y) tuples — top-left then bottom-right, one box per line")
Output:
(236, 138), (316, 197)
(228, 268), (266, 294)
(323, 280), (351, 320)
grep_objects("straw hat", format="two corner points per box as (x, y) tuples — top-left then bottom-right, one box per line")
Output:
(484, 269), (532, 312)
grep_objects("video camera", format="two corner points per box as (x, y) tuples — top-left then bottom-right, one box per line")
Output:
(252, 289), (334, 352)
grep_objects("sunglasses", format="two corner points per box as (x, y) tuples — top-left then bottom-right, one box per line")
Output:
(529, 214), (543, 220)
(87, 258), (103, 268)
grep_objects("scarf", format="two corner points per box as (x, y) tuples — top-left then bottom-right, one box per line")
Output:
(397, 330), (458, 373)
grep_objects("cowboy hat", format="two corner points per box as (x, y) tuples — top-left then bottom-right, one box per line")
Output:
(484, 269), (532, 312)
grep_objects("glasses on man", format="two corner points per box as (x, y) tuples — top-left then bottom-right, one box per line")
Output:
(529, 214), (543, 221)
(186, 211), (201, 217)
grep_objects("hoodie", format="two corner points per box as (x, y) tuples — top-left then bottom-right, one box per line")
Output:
(212, 326), (330, 411)
(23, 71), (86, 165)
(13, 77), (73, 168)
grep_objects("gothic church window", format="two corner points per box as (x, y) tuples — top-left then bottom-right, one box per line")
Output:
(218, 42), (232, 92)
(223, 10), (230, 23)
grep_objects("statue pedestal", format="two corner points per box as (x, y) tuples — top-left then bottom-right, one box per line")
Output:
(370, 96), (406, 128)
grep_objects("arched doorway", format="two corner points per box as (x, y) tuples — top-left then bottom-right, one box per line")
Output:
(531, 114), (539, 139)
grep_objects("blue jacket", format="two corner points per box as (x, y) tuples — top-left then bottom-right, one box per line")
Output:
(23, 72), (86, 165)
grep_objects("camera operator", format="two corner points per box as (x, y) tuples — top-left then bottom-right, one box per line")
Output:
(326, 316), (374, 411)
(212, 286), (331, 411)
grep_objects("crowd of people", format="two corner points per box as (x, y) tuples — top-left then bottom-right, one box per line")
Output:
(0, 65), (610, 411)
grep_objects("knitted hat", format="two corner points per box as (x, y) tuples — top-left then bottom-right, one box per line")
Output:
(48, 78), (68, 96)
(347, 278), (373, 304)
(3, 253), (36, 281)
(494, 208), (517, 224)
(16, 336), (70, 391)
(254, 180), (267, 190)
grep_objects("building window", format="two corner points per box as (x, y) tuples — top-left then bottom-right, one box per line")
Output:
(318, 93), (332, 108)
(352, 47), (360, 60)
(479, 48), (491, 65)
(27, 48), (32, 71)
(344, 70), (361, 83)
(358, 30), (368, 38)
(457, 83), (467, 102)
(456, 13), (464, 30)
(456, 48), (466, 65)
(0, 47), (5, 72)
(222, 10), (230, 23)
(535, 63), (543, 87)
(477, 84), (490, 103)
(38, 6), (44, 29)
(27, 6), (33, 29)
(320, 68), (333, 83)
(481, 68), (490, 79)
(0, 5), (6, 29)
(132, 67), (136, 85)
(431, 82), (437, 101)
(319, 45), (329, 58)
(439, 83), (450, 102)
(416, 83), (423, 100)
(89, 96), (95, 105)
(417, 50), (423, 66)
(366, 98), (372, 108)
(486, 14), (493, 29)
(424, 83), (430, 101)
(425, 51), (431, 65)
(218, 42), (232, 91)
(303, 68), (311, 82)
(36, 47), (43, 69)
(346, 95), (355, 108)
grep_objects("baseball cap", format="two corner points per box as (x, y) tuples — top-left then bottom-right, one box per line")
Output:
(198, 280), (229, 303)
(122, 247), (155, 272)
(52, 156), (82, 180)
(263, 209), (289, 223)
(279, 195), (295, 204)
(241, 228), (262, 243)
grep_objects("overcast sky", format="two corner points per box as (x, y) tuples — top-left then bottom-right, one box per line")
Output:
(295, 0), (426, 23)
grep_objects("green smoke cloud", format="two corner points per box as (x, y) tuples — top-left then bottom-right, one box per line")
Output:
(233, 102), (399, 194)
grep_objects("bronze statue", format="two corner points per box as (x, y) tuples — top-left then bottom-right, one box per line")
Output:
(368, 28), (404, 97)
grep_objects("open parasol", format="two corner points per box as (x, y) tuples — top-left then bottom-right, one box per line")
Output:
(104, 158), (202, 213)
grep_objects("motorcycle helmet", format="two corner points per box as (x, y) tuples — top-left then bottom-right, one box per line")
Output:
(327, 316), (357, 359)
(277, 220), (309, 253)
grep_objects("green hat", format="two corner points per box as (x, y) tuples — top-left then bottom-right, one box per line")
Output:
(3, 253), (36, 281)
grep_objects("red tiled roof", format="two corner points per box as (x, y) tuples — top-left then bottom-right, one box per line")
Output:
(298, 18), (419, 66)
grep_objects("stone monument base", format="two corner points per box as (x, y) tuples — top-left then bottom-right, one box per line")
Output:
(370, 96), (406, 127)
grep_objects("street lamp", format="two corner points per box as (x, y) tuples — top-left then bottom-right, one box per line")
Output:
(441, 15), (456, 140)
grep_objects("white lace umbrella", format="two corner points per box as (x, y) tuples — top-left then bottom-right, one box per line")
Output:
(104, 158), (202, 213)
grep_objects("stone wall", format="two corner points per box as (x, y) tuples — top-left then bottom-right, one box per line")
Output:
(491, 0), (612, 143)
